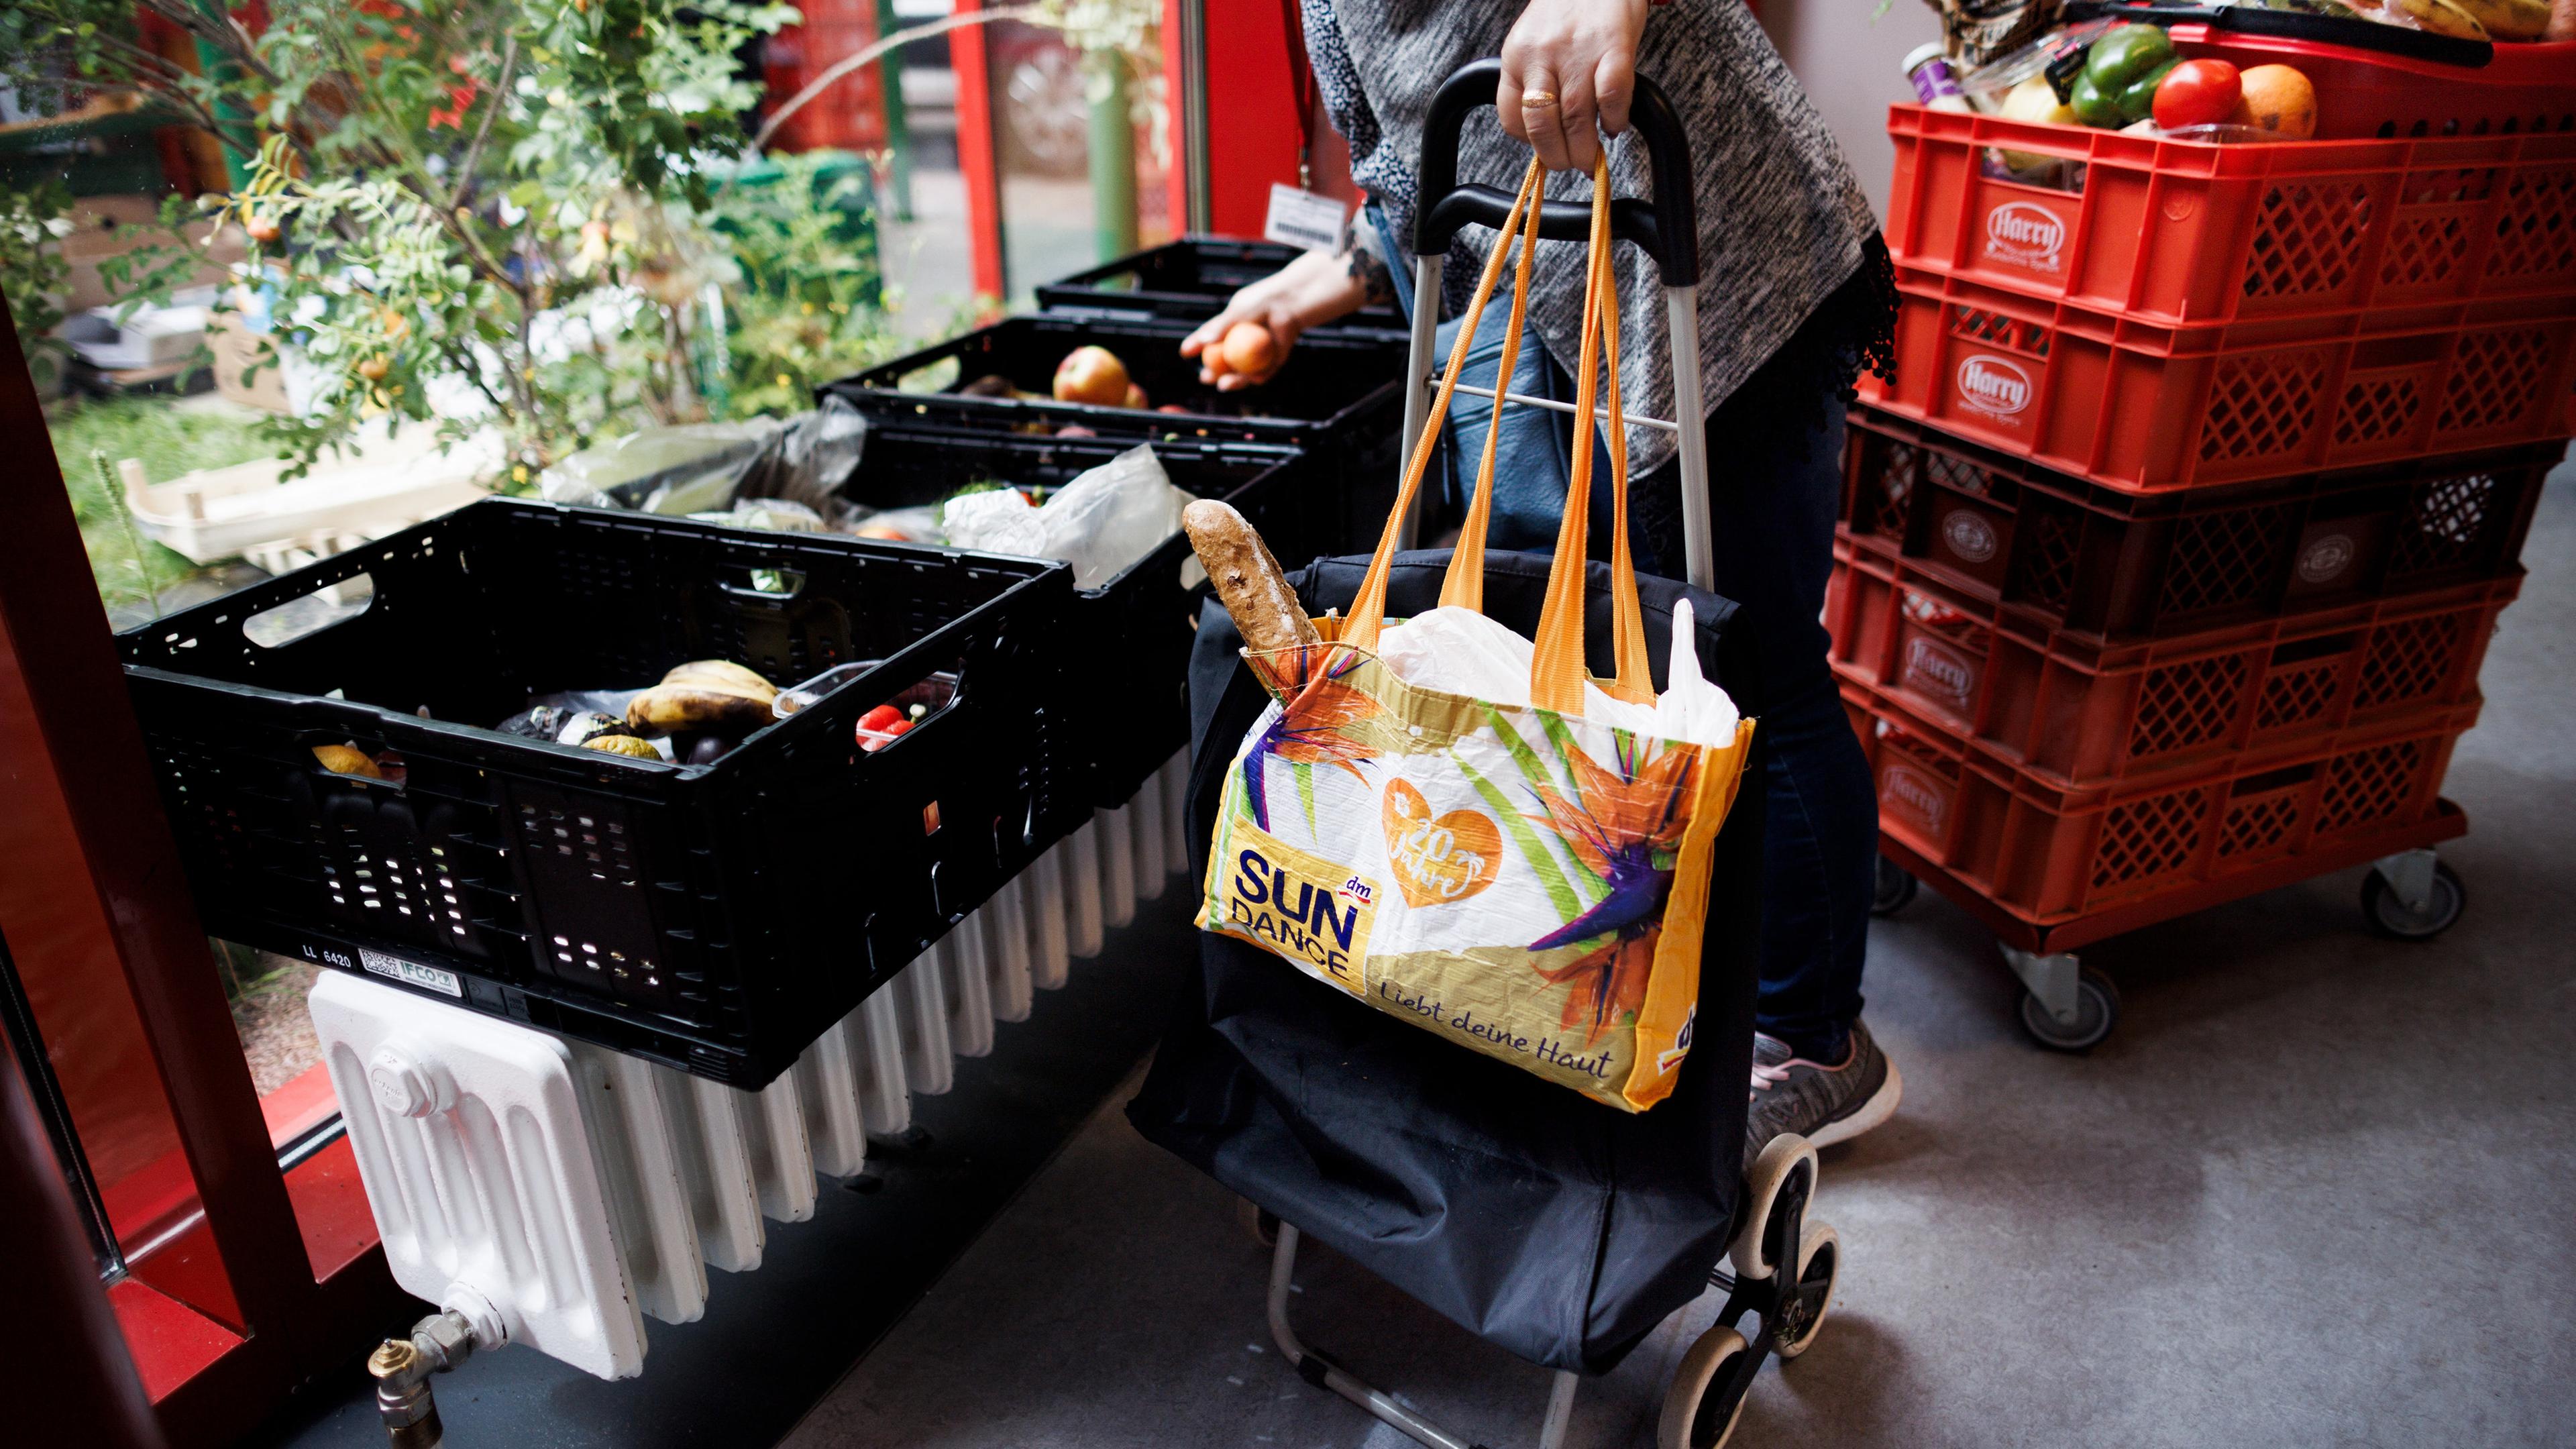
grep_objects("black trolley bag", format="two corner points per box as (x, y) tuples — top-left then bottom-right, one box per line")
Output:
(1129, 62), (1846, 1449)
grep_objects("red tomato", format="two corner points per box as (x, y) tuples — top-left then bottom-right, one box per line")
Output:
(2152, 59), (2242, 131)
(860, 718), (913, 753)
(857, 704), (904, 738)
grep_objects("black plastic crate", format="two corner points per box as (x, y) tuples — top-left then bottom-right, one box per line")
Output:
(826, 313), (1405, 565)
(849, 419), (1305, 810)
(1033, 238), (1407, 336)
(1842, 405), (2551, 641)
(118, 498), (1075, 1087)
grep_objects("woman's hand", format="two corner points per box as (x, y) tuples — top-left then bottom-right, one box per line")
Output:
(1497, 0), (1652, 171)
(1180, 237), (1390, 390)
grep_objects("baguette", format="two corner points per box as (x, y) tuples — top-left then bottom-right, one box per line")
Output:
(1181, 499), (1321, 656)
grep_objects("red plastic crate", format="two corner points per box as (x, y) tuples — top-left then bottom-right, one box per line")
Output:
(1839, 405), (2549, 639)
(1845, 680), (2467, 924)
(1827, 540), (2510, 787)
(1886, 105), (2576, 326)
(1859, 265), (2576, 490)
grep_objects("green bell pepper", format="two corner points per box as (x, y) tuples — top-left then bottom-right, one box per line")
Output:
(2075, 25), (2180, 128)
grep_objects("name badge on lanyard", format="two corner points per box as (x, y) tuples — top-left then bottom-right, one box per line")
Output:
(1264, 183), (1350, 254)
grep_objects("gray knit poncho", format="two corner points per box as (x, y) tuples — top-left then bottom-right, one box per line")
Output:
(1301, 0), (1881, 478)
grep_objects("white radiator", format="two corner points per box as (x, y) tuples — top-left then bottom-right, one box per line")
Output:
(313, 754), (1194, 1379)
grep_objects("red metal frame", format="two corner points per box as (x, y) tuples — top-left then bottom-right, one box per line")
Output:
(0, 301), (411, 1443)
(949, 0), (1007, 299)
(3, 1020), (164, 1448)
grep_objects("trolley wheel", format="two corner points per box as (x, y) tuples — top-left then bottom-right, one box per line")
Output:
(1729, 1133), (1819, 1279)
(1770, 1222), (1839, 1361)
(2018, 965), (2120, 1053)
(1657, 1325), (1752, 1449)
(2361, 861), (2465, 941)
(1870, 857), (1917, 918)
(1236, 1195), (1279, 1249)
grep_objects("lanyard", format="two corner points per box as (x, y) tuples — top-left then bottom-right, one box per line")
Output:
(1280, 0), (1317, 189)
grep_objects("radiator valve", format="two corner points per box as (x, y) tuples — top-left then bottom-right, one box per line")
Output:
(368, 1305), (485, 1448)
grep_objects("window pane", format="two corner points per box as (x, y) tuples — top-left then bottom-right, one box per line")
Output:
(212, 941), (335, 1153)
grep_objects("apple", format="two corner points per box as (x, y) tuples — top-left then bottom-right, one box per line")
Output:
(1052, 345), (1131, 405)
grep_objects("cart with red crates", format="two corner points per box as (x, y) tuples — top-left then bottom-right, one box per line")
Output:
(1844, 15), (2575, 1046)
(1834, 401), (2525, 1049)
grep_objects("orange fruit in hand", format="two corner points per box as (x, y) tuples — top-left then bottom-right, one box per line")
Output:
(1219, 321), (1279, 378)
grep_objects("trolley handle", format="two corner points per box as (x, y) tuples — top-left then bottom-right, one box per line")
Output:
(1413, 58), (1700, 290)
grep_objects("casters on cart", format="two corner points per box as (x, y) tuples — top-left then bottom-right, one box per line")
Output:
(1660, 1134), (1840, 1449)
(2000, 946), (2121, 1052)
(1254, 1134), (1841, 1449)
(1870, 856), (1917, 918)
(1660, 1326), (1752, 1449)
(2363, 849), (2466, 941)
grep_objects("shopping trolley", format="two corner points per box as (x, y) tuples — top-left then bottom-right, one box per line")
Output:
(1128, 60), (1843, 1449)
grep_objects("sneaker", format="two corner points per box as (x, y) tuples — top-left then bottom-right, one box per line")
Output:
(1743, 1021), (1902, 1169)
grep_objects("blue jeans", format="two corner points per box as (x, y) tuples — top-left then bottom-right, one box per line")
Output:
(1387, 229), (1875, 1063)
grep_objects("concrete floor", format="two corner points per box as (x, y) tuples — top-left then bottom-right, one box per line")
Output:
(782, 474), (2576, 1449)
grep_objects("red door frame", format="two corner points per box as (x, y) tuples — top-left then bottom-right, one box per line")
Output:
(0, 301), (411, 1443)
(949, 0), (1008, 299)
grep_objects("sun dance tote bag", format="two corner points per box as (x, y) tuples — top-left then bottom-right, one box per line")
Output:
(1197, 159), (1756, 1114)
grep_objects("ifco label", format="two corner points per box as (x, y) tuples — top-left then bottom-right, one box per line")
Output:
(1955, 354), (2034, 420)
(1940, 509), (2000, 565)
(361, 949), (464, 998)
(2297, 533), (2357, 586)
(1902, 636), (1979, 712)
(1881, 763), (1949, 835)
(1984, 201), (2067, 273)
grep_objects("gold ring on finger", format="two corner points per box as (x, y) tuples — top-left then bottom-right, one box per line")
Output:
(1520, 89), (1560, 108)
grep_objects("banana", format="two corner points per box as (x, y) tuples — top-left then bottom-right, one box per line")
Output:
(2387, 0), (2490, 38)
(584, 733), (663, 759)
(313, 743), (382, 777)
(625, 684), (775, 735)
(621, 659), (777, 736)
(659, 659), (777, 699)
(2451, 0), (2548, 38)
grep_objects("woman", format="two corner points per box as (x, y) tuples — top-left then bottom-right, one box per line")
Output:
(1179, 0), (1902, 1167)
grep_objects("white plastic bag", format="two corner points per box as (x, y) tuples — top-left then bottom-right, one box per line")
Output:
(1372, 598), (1737, 747)
(941, 444), (1199, 590)
(940, 486), (1048, 557)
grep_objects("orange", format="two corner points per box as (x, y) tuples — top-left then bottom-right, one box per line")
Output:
(2229, 64), (2316, 140)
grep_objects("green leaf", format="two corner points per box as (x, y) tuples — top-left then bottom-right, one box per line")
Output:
(1456, 753), (1580, 927)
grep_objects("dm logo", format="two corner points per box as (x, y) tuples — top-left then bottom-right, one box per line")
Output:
(1655, 1002), (1699, 1076)
(1955, 354), (2034, 420)
(2297, 533), (2357, 586)
(1940, 509), (2000, 565)
(1881, 764), (1948, 835)
(1902, 636), (1979, 711)
(1985, 201), (2066, 272)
